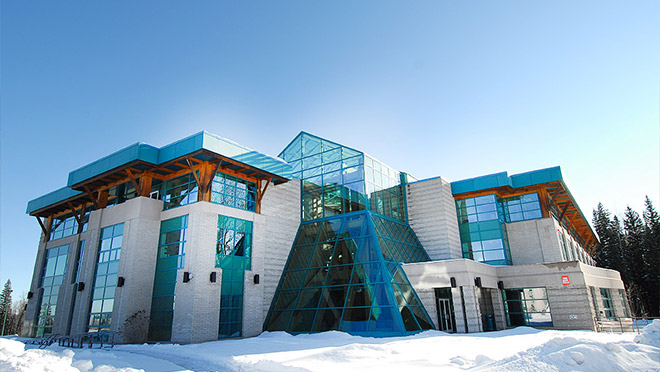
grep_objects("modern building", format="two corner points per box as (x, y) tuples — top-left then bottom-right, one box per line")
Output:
(23, 131), (629, 343)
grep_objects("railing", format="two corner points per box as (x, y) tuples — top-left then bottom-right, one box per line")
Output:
(31, 334), (60, 349)
(594, 316), (659, 333)
(56, 331), (119, 348)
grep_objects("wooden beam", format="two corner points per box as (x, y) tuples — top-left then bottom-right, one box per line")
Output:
(255, 178), (271, 214)
(557, 203), (570, 224)
(125, 169), (141, 195)
(35, 216), (50, 240)
(67, 202), (83, 226)
(83, 186), (100, 208)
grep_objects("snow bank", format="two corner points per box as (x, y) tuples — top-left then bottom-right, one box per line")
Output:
(0, 337), (188, 372)
(634, 319), (660, 348)
(2, 327), (659, 372)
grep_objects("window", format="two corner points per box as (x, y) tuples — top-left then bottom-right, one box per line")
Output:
(211, 172), (257, 212)
(148, 215), (188, 341)
(88, 223), (123, 332)
(35, 244), (69, 337)
(600, 288), (616, 319)
(216, 215), (253, 270)
(502, 287), (552, 327)
(504, 193), (542, 222)
(216, 215), (253, 338)
(162, 173), (198, 210)
(49, 209), (90, 241)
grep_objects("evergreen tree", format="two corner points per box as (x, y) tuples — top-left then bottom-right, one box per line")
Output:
(0, 280), (13, 336)
(623, 207), (649, 315)
(642, 196), (660, 316)
(593, 204), (625, 275)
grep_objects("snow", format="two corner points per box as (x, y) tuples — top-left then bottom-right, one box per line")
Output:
(2, 325), (659, 372)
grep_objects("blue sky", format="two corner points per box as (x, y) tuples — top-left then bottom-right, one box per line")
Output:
(1, 1), (659, 297)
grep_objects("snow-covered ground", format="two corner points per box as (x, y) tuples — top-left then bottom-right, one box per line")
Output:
(2, 320), (659, 372)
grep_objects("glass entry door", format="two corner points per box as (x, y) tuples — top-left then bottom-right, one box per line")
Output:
(435, 288), (456, 333)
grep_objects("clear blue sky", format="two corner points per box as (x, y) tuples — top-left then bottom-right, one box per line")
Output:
(2, 1), (659, 297)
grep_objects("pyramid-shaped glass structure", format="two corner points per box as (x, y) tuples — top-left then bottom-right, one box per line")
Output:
(265, 133), (434, 336)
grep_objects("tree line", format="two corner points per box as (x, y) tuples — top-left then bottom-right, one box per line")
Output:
(0, 280), (27, 336)
(592, 196), (660, 317)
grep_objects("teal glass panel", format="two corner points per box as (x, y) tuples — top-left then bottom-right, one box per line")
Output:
(456, 194), (512, 265)
(148, 216), (188, 341)
(34, 244), (69, 337)
(264, 211), (433, 336)
(88, 223), (123, 332)
(216, 214), (253, 338)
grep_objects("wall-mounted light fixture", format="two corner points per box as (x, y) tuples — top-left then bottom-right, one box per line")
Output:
(474, 277), (482, 288)
(117, 277), (125, 287)
(210, 272), (217, 283)
(77, 282), (85, 291)
(253, 274), (260, 284)
(183, 272), (192, 283)
(450, 277), (457, 288)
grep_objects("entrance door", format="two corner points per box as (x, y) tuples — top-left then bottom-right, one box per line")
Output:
(437, 297), (456, 332)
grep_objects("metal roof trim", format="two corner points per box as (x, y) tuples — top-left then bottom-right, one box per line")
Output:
(26, 187), (82, 214)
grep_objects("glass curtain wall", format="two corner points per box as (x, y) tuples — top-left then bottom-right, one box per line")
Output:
(264, 212), (433, 335)
(34, 244), (69, 337)
(502, 287), (552, 327)
(272, 132), (432, 336)
(456, 192), (544, 265)
(148, 215), (188, 341)
(88, 223), (123, 332)
(216, 215), (253, 338)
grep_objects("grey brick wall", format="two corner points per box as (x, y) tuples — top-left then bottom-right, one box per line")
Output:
(406, 177), (462, 260)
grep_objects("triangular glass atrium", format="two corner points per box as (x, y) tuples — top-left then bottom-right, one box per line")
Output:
(265, 132), (434, 336)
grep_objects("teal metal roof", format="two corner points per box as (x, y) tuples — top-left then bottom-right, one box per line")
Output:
(66, 131), (291, 187)
(67, 143), (159, 186)
(451, 166), (563, 195)
(28, 131), (291, 214)
(26, 187), (82, 214)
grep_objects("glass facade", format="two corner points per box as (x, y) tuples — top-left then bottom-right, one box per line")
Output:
(600, 288), (615, 319)
(279, 133), (407, 223)
(88, 223), (123, 332)
(162, 173), (198, 210)
(456, 193), (544, 266)
(211, 172), (257, 212)
(456, 195), (511, 265)
(49, 210), (90, 241)
(271, 132), (432, 336)
(148, 215), (188, 341)
(502, 287), (552, 327)
(216, 215), (253, 338)
(34, 244), (69, 337)
(264, 211), (433, 336)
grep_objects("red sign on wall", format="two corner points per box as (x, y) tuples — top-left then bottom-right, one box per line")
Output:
(562, 276), (570, 286)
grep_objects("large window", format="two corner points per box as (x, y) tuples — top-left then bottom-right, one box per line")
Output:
(456, 195), (511, 265)
(149, 215), (188, 341)
(600, 288), (616, 319)
(35, 244), (69, 337)
(502, 287), (552, 327)
(504, 193), (542, 222)
(216, 215), (253, 338)
(211, 172), (257, 212)
(49, 210), (90, 241)
(162, 173), (198, 210)
(88, 223), (123, 332)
